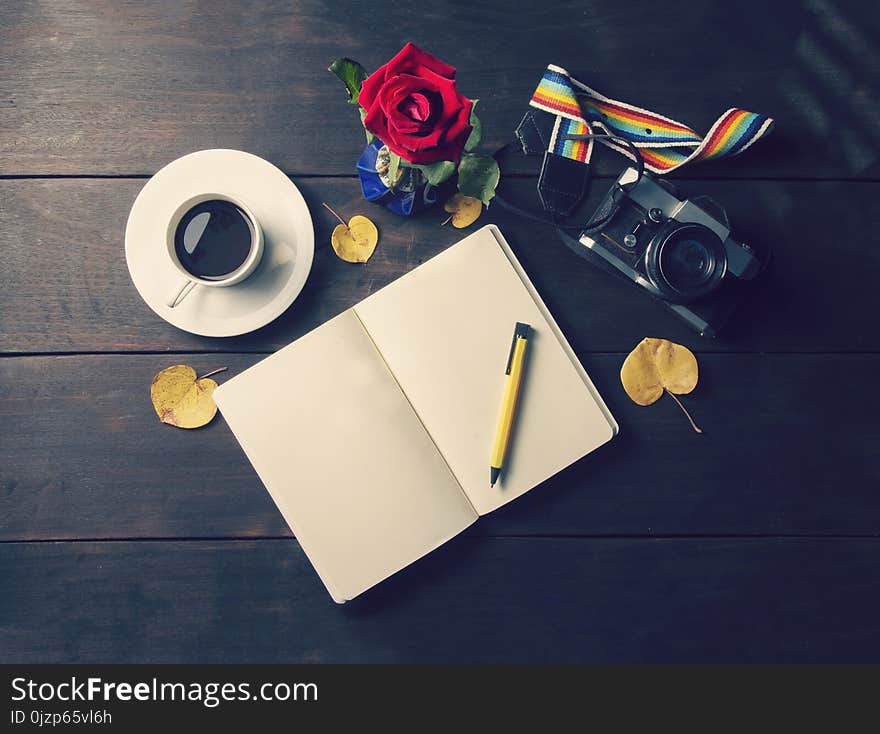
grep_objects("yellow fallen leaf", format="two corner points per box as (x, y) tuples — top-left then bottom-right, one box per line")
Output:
(620, 338), (702, 433)
(330, 215), (378, 263)
(443, 194), (482, 228)
(150, 365), (225, 429)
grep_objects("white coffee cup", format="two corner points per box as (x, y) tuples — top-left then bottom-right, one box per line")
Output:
(165, 193), (264, 308)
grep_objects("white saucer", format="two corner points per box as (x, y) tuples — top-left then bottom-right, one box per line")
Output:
(125, 149), (314, 337)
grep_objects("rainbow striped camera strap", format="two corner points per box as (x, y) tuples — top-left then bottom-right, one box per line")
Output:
(529, 64), (774, 174)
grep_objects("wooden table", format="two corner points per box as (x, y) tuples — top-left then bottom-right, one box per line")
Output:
(2, 0), (879, 663)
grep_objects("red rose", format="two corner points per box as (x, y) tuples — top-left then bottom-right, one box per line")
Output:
(359, 43), (473, 165)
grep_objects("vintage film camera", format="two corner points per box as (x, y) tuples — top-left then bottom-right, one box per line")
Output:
(579, 167), (765, 336)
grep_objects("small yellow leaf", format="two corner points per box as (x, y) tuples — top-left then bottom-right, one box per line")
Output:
(621, 338), (702, 433)
(444, 194), (482, 228)
(621, 338), (698, 405)
(653, 340), (698, 396)
(620, 340), (664, 406)
(331, 214), (378, 263)
(150, 365), (222, 429)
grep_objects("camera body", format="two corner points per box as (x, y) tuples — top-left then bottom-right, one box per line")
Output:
(579, 168), (764, 336)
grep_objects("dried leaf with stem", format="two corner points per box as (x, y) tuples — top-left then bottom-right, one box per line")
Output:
(150, 365), (227, 429)
(620, 338), (703, 433)
(322, 202), (378, 263)
(442, 193), (482, 228)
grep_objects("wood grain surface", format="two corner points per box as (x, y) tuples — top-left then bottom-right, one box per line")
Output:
(1, 353), (877, 542)
(3, 538), (880, 663)
(2, 178), (878, 354)
(2, 0), (879, 663)
(1, 0), (878, 178)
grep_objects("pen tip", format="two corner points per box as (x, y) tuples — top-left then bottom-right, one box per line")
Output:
(490, 481), (496, 488)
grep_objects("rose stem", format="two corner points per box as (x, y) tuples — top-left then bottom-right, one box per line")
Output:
(197, 367), (228, 381)
(441, 214), (453, 226)
(664, 389), (703, 434)
(321, 202), (348, 228)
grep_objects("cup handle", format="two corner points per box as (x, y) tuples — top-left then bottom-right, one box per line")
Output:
(166, 279), (197, 308)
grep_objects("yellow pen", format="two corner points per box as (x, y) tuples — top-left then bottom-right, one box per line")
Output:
(490, 322), (532, 487)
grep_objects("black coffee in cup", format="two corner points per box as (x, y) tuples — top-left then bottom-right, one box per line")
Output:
(174, 199), (255, 280)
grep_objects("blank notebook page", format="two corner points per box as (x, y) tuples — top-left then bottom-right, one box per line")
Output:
(213, 310), (477, 602)
(355, 226), (615, 515)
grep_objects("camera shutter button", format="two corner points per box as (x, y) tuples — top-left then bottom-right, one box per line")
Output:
(648, 207), (665, 223)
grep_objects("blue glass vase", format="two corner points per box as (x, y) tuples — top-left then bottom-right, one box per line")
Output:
(356, 139), (439, 216)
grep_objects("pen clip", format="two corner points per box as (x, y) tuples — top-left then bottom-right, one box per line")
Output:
(505, 322), (532, 374)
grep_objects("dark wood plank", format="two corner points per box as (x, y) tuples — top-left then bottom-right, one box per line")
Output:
(2, 537), (879, 662)
(2, 0), (878, 178)
(2, 353), (877, 541)
(2, 177), (879, 354)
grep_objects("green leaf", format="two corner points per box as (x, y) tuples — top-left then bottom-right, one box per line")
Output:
(464, 114), (482, 152)
(358, 107), (375, 144)
(456, 154), (500, 205)
(464, 100), (481, 152)
(417, 160), (457, 186)
(328, 58), (368, 105)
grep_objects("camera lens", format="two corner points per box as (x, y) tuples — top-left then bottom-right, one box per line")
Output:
(663, 235), (713, 289)
(644, 223), (727, 303)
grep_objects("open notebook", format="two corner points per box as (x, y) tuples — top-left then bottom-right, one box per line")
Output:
(214, 225), (617, 602)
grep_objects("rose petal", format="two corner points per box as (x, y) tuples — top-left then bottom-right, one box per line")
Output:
(441, 97), (473, 147)
(358, 67), (388, 111)
(382, 42), (456, 81)
(385, 74), (439, 105)
(382, 134), (418, 161)
(379, 73), (438, 115)
(362, 98), (389, 141)
(400, 93), (431, 122)
(405, 124), (445, 149)
(385, 78), (442, 136)
(388, 112), (424, 136)
(431, 130), (471, 161)
(416, 67), (467, 127)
